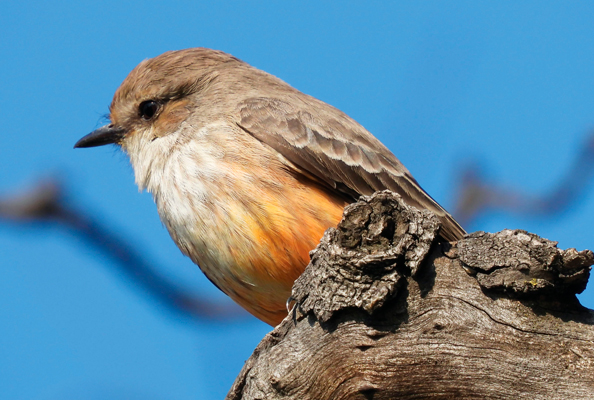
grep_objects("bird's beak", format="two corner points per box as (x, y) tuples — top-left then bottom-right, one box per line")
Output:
(74, 124), (126, 148)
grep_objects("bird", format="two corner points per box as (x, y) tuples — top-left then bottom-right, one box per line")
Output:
(74, 48), (465, 326)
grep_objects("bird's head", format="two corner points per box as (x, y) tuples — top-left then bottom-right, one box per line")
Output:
(74, 48), (243, 152)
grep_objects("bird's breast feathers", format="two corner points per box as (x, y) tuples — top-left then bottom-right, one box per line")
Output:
(124, 121), (346, 323)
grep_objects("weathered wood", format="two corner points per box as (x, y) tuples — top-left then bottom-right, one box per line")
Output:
(227, 191), (594, 400)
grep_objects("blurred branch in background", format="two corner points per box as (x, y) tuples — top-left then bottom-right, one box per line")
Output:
(1, 131), (594, 323)
(0, 179), (246, 322)
(453, 131), (594, 227)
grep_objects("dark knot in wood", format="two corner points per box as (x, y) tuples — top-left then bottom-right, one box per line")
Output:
(291, 190), (441, 323)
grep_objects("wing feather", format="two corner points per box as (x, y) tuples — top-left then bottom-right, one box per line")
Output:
(236, 97), (465, 241)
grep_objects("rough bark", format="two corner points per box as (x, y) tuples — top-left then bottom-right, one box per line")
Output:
(227, 191), (594, 400)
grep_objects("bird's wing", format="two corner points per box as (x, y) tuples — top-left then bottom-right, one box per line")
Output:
(236, 96), (465, 241)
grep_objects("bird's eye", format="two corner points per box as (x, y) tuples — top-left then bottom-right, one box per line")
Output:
(139, 100), (159, 120)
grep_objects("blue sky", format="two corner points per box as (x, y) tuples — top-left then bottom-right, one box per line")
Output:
(2, 1), (594, 399)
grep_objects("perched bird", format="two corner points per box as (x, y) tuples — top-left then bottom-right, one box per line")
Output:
(75, 48), (465, 326)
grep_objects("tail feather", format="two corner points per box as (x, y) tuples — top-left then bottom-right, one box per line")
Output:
(439, 213), (466, 242)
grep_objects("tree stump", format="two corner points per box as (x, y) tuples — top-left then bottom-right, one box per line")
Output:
(227, 191), (594, 400)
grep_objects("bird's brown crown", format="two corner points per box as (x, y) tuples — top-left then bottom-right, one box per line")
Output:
(109, 48), (243, 130)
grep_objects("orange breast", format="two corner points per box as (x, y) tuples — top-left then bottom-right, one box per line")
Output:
(220, 172), (348, 326)
(156, 133), (350, 326)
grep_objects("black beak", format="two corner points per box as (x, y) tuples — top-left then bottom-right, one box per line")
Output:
(74, 124), (126, 148)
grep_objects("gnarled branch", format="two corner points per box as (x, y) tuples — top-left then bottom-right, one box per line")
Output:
(228, 191), (594, 400)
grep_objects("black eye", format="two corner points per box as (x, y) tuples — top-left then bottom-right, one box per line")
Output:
(139, 100), (159, 120)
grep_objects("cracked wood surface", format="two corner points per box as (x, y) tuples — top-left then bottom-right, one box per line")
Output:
(227, 191), (594, 400)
